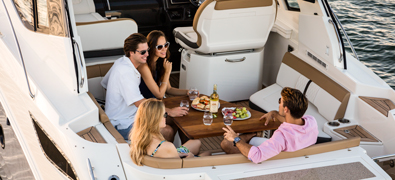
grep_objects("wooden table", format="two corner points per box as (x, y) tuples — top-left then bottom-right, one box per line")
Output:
(163, 96), (281, 139)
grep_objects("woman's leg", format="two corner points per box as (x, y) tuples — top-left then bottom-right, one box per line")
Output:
(182, 139), (201, 155)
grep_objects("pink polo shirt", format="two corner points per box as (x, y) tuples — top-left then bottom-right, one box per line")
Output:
(247, 115), (318, 164)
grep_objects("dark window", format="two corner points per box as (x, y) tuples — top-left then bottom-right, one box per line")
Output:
(31, 113), (77, 180)
(285, 0), (300, 12)
(12, 0), (68, 36)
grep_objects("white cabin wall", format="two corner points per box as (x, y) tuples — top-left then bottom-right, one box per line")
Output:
(262, 32), (291, 87)
(297, 0), (342, 69)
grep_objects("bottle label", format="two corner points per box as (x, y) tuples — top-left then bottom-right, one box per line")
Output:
(210, 101), (218, 113)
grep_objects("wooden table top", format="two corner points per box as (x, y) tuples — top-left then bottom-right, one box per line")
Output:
(163, 95), (281, 139)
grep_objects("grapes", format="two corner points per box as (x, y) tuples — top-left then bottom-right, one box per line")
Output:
(223, 107), (249, 119)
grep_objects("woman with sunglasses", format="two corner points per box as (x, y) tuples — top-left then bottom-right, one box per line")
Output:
(138, 30), (190, 99)
(130, 99), (209, 166)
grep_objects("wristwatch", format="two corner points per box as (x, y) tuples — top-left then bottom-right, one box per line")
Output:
(233, 137), (241, 146)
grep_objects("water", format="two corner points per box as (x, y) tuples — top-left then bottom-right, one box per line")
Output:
(329, 0), (395, 89)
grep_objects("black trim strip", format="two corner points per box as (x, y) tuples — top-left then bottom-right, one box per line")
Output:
(174, 31), (199, 48)
(84, 48), (124, 58)
(303, 80), (312, 96)
(64, 0), (80, 93)
(321, 0), (330, 17)
(322, 0), (347, 70)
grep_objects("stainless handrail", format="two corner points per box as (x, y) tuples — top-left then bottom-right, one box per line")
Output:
(225, 57), (246, 63)
(328, 19), (344, 63)
(106, 0), (111, 10)
(87, 158), (95, 180)
(331, 11), (360, 61)
(1, 1), (35, 99)
(372, 153), (395, 162)
(73, 39), (85, 88)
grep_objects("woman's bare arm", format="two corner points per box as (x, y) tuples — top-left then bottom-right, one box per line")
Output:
(138, 64), (170, 99)
(166, 82), (188, 96)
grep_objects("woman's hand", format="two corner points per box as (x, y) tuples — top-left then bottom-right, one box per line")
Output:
(163, 59), (172, 74)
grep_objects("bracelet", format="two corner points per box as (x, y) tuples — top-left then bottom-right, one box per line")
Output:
(161, 82), (168, 85)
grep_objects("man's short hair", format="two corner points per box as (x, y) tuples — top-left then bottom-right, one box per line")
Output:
(281, 87), (308, 119)
(124, 33), (147, 57)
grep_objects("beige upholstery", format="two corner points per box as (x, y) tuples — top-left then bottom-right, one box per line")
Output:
(174, 0), (276, 53)
(76, 19), (138, 51)
(141, 137), (360, 169)
(87, 63), (113, 100)
(72, 0), (137, 51)
(142, 156), (183, 169)
(250, 52), (351, 140)
(87, 92), (126, 143)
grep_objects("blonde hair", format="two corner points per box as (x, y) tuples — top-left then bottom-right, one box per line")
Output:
(130, 99), (166, 166)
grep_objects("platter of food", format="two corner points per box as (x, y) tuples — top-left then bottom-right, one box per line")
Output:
(191, 96), (220, 111)
(222, 107), (251, 120)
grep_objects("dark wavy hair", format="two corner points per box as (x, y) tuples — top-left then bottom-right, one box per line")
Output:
(124, 33), (147, 57)
(147, 30), (171, 85)
(281, 87), (308, 119)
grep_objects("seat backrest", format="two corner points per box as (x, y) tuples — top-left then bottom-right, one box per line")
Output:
(140, 137), (360, 169)
(87, 63), (113, 101)
(276, 52), (350, 120)
(193, 0), (276, 53)
(72, 0), (95, 15)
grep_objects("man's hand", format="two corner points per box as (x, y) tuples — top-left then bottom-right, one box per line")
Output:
(167, 107), (188, 117)
(222, 125), (240, 142)
(260, 110), (284, 125)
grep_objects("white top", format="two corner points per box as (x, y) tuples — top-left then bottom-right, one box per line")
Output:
(101, 56), (144, 129)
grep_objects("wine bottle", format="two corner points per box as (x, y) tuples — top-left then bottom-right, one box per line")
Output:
(210, 84), (219, 114)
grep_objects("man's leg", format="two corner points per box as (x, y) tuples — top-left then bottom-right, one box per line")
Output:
(220, 133), (256, 154)
(117, 123), (133, 141)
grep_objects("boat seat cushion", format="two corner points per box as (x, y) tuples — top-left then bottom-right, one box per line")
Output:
(141, 137), (360, 169)
(250, 52), (350, 141)
(250, 85), (331, 139)
(87, 63), (114, 101)
(74, 13), (105, 23)
(76, 19), (138, 52)
(174, 0), (276, 53)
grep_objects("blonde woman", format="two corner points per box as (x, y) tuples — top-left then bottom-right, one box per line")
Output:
(130, 99), (208, 166)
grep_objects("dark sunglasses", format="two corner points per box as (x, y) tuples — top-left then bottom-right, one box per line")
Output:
(163, 112), (168, 118)
(278, 97), (281, 104)
(156, 42), (170, 51)
(135, 48), (150, 55)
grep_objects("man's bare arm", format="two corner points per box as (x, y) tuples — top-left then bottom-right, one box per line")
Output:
(134, 98), (146, 107)
(260, 110), (285, 126)
(235, 140), (252, 157)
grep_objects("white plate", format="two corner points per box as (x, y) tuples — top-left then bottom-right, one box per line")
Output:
(221, 107), (251, 120)
(191, 102), (220, 112)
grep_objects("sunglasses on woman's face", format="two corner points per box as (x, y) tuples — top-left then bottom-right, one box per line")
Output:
(135, 48), (150, 55)
(278, 98), (281, 104)
(156, 42), (170, 51)
(163, 112), (168, 118)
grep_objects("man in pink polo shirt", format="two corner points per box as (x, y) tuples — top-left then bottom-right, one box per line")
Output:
(221, 87), (318, 163)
